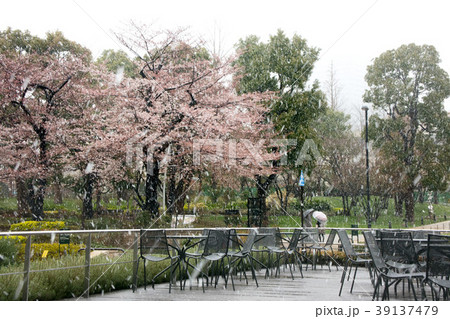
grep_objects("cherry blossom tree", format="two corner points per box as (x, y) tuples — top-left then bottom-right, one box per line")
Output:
(113, 24), (278, 220)
(0, 51), (96, 220)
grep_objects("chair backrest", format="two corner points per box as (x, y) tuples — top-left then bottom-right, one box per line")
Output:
(412, 231), (432, 254)
(140, 229), (171, 257)
(426, 234), (450, 279)
(337, 229), (358, 258)
(324, 229), (337, 247)
(253, 227), (282, 249)
(302, 229), (319, 245)
(363, 231), (388, 272)
(227, 228), (241, 253)
(287, 228), (303, 250)
(203, 229), (230, 255)
(379, 230), (417, 264)
(241, 229), (258, 254)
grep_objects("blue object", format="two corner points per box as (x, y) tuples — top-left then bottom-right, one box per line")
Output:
(299, 170), (305, 186)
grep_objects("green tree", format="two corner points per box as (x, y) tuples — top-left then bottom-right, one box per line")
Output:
(313, 109), (364, 216)
(0, 27), (91, 62)
(234, 30), (326, 223)
(364, 43), (450, 223)
(96, 49), (138, 78)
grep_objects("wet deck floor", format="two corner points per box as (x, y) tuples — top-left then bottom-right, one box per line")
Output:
(82, 265), (426, 301)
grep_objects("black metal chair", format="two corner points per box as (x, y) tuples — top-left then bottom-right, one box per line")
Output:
(379, 230), (419, 273)
(228, 229), (261, 287)
(337, 229), (372, 296)
(308, 229), (338, 271)
(301, 229), (323, 270)
(264, 228), (296, 279)
(138, 229), (181, 293)
(249, 227), (292, 278)
(363, 231), (425, 301)
(185, 228), (234, 290)
(411, 230), (432, 269)
(423, 234), (450, 300)
(250, 227), (278, 277)
(284, 228), (305, 278)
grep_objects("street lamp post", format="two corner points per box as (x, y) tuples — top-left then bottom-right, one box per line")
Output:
(362, 105), (371, 228)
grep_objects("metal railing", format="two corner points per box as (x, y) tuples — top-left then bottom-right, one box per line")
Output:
(0, 226), (447, 300)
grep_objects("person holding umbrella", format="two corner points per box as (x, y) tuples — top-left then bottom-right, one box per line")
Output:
(312, 211), (328, 242)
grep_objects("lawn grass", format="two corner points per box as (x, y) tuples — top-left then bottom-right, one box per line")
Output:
(1, 194), (448, 230)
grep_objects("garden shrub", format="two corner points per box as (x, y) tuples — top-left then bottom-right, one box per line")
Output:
(0, 237), (20, 267)
(0, 235), (27, 243)
(17, 242), (85, 261)
(10, 221), (65, 231)
(305, 199), (331, 212)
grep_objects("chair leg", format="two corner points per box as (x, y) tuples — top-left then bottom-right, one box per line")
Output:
(247, 255), (259, 287)
(382, 277), (390, 301)
(143, 259), (147, 290)
(372, 276), (381, 301)
(294, 252), (304, 278)
(339, 261), (348, 296)
(350, 266), (358, 293)
(409, 278), (418, 301)
(134, 257), (140, 292)
(347, 264), (353, 281)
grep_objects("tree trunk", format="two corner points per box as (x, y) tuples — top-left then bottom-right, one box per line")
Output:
(256, 174), (276, 227)
(404, 185), (415, 224)
(82, 173), (95, 219)
(341, 194), (351, 216)
(167, 166), (189, 218)
(432, 191), (439, 204)
(16, 177), (29, 217)
(381, 195), (389, 210)
(167, 166), (176, 216)
(417, 186), (425, 204)
(143, 150), (160, 219)
(27, 178), (45, 221)
(394, 194), (403, 217)
(95, 188), (102, 214)
(53, 175), (63, 204)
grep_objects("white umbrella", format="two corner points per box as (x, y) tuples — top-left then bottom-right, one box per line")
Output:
(312, 211), (327, 223)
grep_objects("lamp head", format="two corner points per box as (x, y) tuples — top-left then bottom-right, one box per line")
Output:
(361, 105), (369, 112)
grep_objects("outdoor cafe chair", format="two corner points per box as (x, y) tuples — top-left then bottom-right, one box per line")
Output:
(284, 228), (305, 278)
(423, 234), (450, 301)
(228, 229), (261, 287)
(337, 229), (373, 296)
(379, 230), (420, 273)
(137, 229), (181, 293)
(251, 227), (293, 279)
(301, 229), (323, 270)
(307, 229), (338, 272)
(250, 227), (277, 277)
(185, 228), (234, 290)
(363, 231), (425, 301)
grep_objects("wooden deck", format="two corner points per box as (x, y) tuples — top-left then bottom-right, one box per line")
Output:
(82, 265), (425, 301)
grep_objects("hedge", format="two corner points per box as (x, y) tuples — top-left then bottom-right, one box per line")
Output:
(17, 242), (85, 261)
(10, 221), (65, 232)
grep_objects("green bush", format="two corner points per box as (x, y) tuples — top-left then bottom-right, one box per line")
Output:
(17, 242), (85, 261)
(305, 199), (331, 212)
(10, 221), (65, 231)
(0, 237), (20, 267)
(0, 235), (27, 243)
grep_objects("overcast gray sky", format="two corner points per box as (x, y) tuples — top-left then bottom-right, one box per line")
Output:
(1, 0), (449, 128)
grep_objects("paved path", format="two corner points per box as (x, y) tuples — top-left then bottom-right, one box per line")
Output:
(413, 221), (450, 230)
